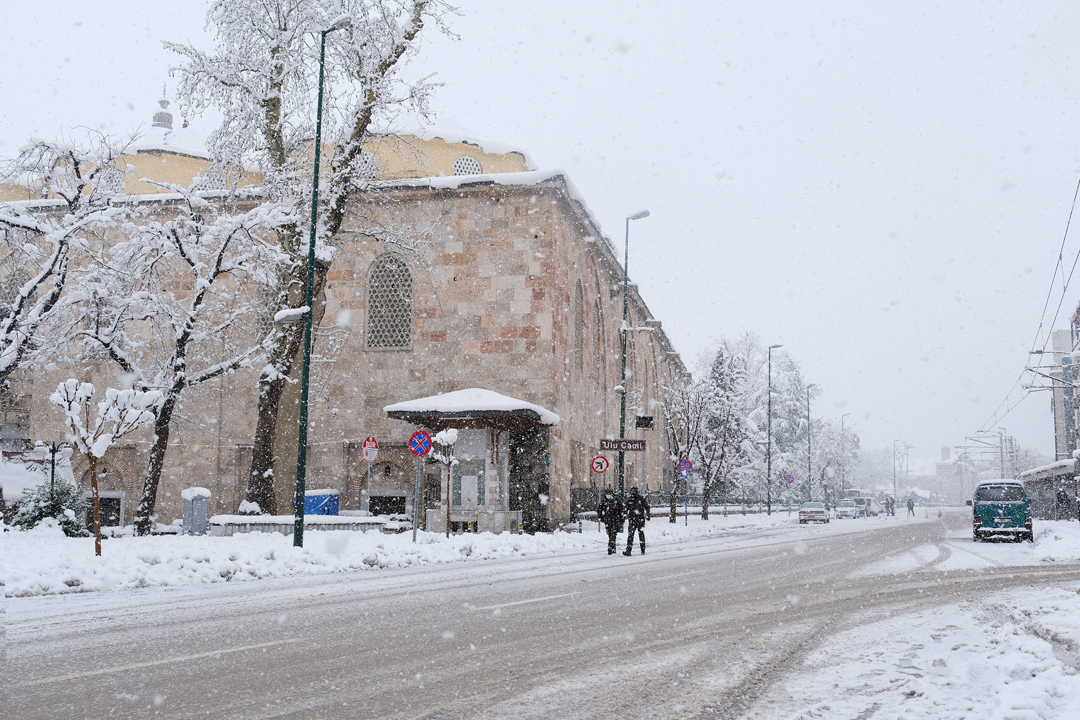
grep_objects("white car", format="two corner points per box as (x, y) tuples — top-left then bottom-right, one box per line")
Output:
(835, 500), (859, 519)
(798, 502), (830, 524)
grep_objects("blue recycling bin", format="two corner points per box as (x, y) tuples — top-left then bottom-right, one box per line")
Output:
(298, 489), (339, 516)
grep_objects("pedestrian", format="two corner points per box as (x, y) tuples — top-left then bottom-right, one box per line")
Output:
(597, 489), (624, 555)
(906, 497), (914, 518)
(623, 486), (650, 556)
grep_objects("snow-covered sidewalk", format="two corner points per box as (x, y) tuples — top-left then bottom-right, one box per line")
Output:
(1, 510), (848, 597)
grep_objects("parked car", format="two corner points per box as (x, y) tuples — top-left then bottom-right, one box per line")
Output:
(852, 497), (882, 517)
(972, 480), (1033, 542)
(798, 502), (830, 524)
(835, 500), (859, 519)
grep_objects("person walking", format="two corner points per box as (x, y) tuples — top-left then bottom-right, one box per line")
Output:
(597, 489), (624, 555)
(623, 486), (650, 556)
(906, 497), (915, 518)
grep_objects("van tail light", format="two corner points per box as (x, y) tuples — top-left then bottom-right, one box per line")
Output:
(1025, 517), (1032, 528)
(973, 516), (982, 528)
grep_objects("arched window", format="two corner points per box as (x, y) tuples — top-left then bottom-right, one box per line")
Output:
(367, 255), (412, 349)
(572, 280), (584, 374)
(453, 156), (482, 176)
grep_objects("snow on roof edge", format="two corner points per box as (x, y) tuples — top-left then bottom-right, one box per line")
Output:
(384, 388), (560, 426)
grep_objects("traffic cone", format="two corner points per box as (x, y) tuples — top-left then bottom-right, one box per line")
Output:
(937, 509), (942, 519)
(925, 510), (929, 519)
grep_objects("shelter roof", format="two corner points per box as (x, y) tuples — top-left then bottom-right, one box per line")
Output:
(384, 388), (560, 431)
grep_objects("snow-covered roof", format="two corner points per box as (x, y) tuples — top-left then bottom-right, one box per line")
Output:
(384, 388), (560, 426)
(130, 125), (211, 160)
(1018, 460), (1078, 480)
(397, 120), (537, 170)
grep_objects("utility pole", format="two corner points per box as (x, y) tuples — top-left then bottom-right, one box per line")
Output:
(806, 384), (816, 501)
(840, 413), (850, 496)
(766, 343), (783, 514)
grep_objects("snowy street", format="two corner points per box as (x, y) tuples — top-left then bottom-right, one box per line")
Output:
(8, 512), (1080, 719)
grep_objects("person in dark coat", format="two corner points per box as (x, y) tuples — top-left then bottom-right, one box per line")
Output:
(597, 489), (624, 555)
(623, 486), (650, 556)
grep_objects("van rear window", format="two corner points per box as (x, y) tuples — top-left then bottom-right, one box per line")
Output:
(977, 485), (1025, 502)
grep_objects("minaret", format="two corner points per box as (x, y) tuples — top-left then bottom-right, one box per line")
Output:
(152, 98), (173, 131)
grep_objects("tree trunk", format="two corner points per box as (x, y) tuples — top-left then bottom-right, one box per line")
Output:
(90, 455), (101, 556)
(244, 262), (328, 514)
(134, 394), (178, 536)
(701, 484), (712, 520)
(668, 478), (678, 523)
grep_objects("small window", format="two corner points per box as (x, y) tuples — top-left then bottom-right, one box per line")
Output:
(453, 156), (482, 176)
(355, 151), (378, 181)
(367, 255), (413, 349)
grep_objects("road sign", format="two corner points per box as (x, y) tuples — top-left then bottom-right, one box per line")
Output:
(591, 456), (610, 473)
(600, 438), (646, 452)
(409, 431), (431, 457)
(784, 474), (794, 485)
(826, 484), (834, 491)
(635, 416), (654, 429)
(363, 436), (379, 462)
(678, 459), (692, 474)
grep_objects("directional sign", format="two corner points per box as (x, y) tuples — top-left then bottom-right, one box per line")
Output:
(591, 455), (610, 474)
(409, 430), (431, 457)
(784, 474), (795, 485)
(678, 459), (693, 474)
(600, 438), (646, 452)
(363, 436), (379, 462)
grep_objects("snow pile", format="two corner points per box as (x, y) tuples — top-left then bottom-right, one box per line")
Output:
(779, 585), (1080, 720)
(179, 487), (211, 501)
(3, 511), (804, 598)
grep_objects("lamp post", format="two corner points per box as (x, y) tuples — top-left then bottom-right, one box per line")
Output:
(893, 439), (901, 511)
(618, 209), (650, 500)
(291, 14), (352, 549)
(806, 384), (816, 502)
(840, 413), (850, 497)
(766, 343), (782, 515)
(33, 441), (72, 515)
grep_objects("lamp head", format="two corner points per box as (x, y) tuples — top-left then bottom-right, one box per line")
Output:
(769, 344), (783, 349)
(326, 14), (352, 32)
(628, 210), (650, 221)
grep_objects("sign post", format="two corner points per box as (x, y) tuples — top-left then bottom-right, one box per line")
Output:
(409, 431), (431, 543)
(678, 460), (693, 526)
(592, 455), (609, 531)
(362, 436), (378, 513)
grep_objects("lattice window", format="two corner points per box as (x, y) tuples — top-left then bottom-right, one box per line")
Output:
(453, 156), (482, 176)
(367, 255), (412, 349)
(355, 151), (379, 180)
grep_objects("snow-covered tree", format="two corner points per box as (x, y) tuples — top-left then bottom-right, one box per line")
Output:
(661, 371), (703, 523)
(14, 470), (88, 538)
(0, 136), (127, 387)
(695, 343), (751, 519)
(166, 0), (453, 513)
(50, 380), (159, 555)
(57, 182), (292, 535)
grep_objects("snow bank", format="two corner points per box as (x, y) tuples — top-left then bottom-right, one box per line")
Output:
(2, 512), (796, 598)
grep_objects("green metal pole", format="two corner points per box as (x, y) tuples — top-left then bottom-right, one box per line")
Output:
(767, 347), (772, 516)
(618, 216), (629, 501)
(293, 29), (331, 548)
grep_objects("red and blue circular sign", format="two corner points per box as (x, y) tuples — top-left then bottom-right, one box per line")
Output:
(784, 474), (795, 485)
(678, 459), (692, 474)
(409, 430), (432, 456)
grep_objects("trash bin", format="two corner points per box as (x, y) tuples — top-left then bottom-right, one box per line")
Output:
(182, 487), (211, 535)
(302, 489), (339, 516)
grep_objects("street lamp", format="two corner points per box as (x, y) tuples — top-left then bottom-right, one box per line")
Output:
(893, 439), (901, 511)
(840, 413), (850, 496)
(766, 343), (782, 515)
(291, 14), (353, 548)
(33, 441), (73, 516)
(618, 209), (650, 500)
(806, 384), (816, 502)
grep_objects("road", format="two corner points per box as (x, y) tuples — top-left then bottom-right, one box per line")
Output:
(9, 512), (1080, 719)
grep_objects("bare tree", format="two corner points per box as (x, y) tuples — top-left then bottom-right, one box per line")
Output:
(60, 183), (292, 534)
(0, 136), (127, 388)
(166, 0), (454, 512)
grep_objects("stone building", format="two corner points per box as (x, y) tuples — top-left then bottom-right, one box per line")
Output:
(2, 102), (687, 531)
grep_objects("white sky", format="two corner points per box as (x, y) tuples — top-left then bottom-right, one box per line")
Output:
(4, 1), (1080, 473)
